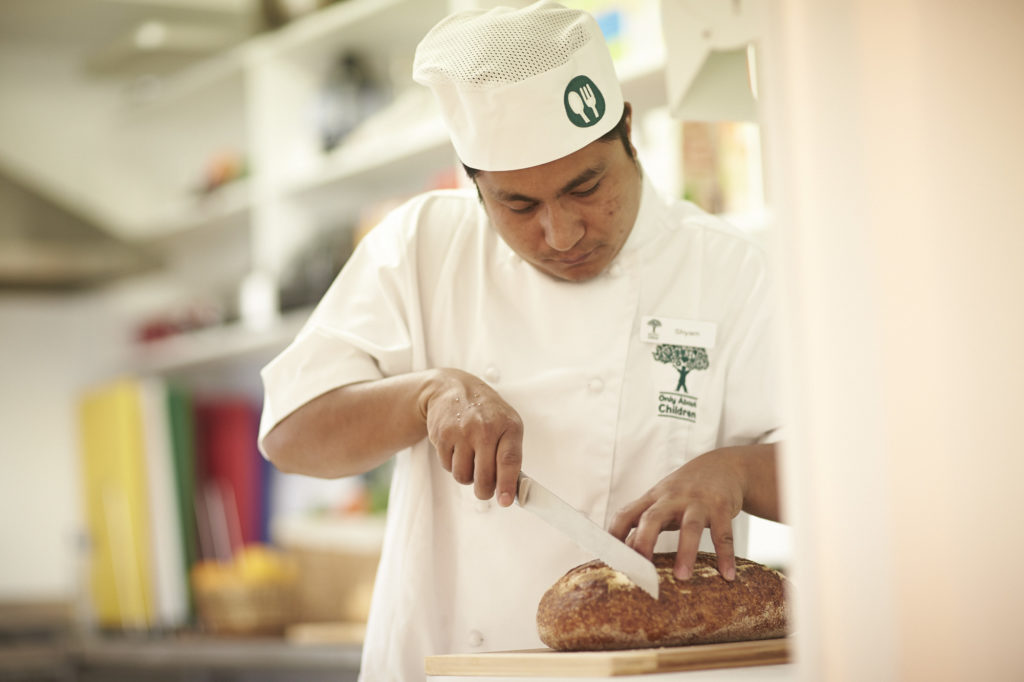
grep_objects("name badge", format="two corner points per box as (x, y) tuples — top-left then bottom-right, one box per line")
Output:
(641, 316), (716, 349)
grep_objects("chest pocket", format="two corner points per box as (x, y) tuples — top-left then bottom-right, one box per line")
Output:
(645, 342), (721, 470)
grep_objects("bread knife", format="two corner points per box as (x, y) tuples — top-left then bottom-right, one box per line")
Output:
(515, 472), (660, 599)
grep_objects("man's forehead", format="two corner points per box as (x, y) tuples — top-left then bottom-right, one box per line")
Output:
(478, 157), (610, 202)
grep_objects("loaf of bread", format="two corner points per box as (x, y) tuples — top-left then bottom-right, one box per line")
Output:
(536, 552), (788, 651)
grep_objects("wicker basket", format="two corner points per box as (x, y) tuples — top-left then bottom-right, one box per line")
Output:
(193, 579), (297, 636)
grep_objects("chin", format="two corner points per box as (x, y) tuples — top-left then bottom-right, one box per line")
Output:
(544, 262), (605, 283)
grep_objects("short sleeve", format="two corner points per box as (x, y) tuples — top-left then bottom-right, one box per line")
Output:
(717, 245), (785, 449)
(257, 202), (422, 453)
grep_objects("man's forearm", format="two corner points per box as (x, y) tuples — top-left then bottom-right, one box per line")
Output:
(733, 442), (781, 522)
(262, 370), (443, 479)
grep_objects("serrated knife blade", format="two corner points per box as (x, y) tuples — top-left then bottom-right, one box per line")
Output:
(515, 472), (659, 599)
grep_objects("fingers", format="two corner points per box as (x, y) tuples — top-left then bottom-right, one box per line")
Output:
(619, 500), (734, 583)
(673, 507), (736, 581)
(628, 503), (677, 559)
(472, 420), (523, 502)
(607, 498), (647, 541)
(709, 516), (736, 581)
(674, 507), (705, 580)
(435, 438), (454, 473)
(424, 372), (523, 504)
(494, 429), (522, 507)
(472, 444), (496, 500)
(451, 442), (475, 485)
(611, 449), (746, 581)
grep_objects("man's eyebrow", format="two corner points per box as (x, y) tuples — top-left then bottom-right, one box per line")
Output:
(491, 164), (607, 204)
(493, 189), (538, 204)
(557, 164), (605, 195)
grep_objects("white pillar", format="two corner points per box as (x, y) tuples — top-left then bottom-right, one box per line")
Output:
(759, 1), (1024, 680)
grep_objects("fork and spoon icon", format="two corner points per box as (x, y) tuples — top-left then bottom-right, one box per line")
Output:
(567, 83), (599, 123)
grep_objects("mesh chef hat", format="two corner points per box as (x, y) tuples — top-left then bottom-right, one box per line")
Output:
(413, 0), (624, 171)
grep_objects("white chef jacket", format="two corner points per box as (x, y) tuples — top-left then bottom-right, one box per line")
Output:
(258, 175), (781, 681)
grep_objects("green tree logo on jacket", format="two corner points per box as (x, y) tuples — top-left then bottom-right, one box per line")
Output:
(653, 344), (709, 393)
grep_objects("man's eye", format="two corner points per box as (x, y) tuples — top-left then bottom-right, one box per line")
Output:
(573, 182), (601, 197)
(508, 204), (536, 214)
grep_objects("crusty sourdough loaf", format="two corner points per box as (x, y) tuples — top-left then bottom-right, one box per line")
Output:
(536, 552), (788, 651)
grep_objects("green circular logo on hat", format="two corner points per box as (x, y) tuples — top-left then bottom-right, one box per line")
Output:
(563, 75), (605, 128)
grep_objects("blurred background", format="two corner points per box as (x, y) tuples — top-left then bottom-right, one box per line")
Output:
(4, 0), (1024, 681)
(0, 0), (788, 679)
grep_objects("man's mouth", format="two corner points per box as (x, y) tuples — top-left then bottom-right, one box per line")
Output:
(549, 248), (597, 266)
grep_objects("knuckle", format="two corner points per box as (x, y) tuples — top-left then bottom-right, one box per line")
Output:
(713, 530), (735, 546)
(710, 496), (735, 516)
(436, 423), (462, 443)
(609, 508), (631, 529)
(473, 446), (495, 468)
(637, 507), (667, 529)
(504, 415), (524, 436)
(451, 457), (474, 484)
(433, 444), (452, 467)
(680, 516), (707, 533)
(497, 447), (521, 466)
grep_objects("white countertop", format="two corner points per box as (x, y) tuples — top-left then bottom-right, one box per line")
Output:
(428, 662), (796, 682)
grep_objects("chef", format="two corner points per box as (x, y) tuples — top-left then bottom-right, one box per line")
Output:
(258, 1), (783, 679)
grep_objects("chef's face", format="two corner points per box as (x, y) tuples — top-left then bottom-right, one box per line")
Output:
(472, 111), (642, 282)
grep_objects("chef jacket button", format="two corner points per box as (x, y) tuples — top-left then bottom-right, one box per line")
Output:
(587, 377), (604, 393)
(475, 500), (491, 513)
(608, 262), (623, 277)
(467, 629), (484, 647)
(484, 365), (501, 383)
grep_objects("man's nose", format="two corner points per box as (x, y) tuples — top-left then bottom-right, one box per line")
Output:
(540, 203), (585, 252)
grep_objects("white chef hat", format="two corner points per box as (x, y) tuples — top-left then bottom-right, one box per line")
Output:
(413, 0), (624, 172)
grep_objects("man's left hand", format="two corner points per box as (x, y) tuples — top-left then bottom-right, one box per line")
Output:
(607, 443), (780, 582)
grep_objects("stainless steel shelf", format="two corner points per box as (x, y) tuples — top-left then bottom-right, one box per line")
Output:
(71, 634), (361, 671)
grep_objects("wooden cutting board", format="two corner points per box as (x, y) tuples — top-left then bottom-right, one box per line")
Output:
(425, 638), (789, 677)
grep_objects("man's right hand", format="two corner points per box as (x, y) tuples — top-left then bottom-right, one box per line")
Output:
(420, 368), (524, 507)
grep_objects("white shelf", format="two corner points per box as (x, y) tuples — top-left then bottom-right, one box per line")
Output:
(280, 58), (666, 206)
(110, 0), (670, 381)
(266, 0), (447, 65)
(140, 179), (252, 241)
(121, 0), (447, 115)
(272, 514), (386, 554)
(117, 0), (667, 240)
(123, 44), (250, 118)
(132, 306), (313, 375)
(283, 108), (452, 202)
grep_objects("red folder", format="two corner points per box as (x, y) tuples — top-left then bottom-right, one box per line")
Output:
(194, 399), (263, 551)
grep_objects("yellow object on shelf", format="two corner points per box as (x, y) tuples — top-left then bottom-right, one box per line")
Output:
(191, 545), (299, 636)
(78, 378), (156, 631)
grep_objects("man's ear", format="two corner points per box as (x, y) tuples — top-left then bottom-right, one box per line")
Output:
(622, 102), (637, 158)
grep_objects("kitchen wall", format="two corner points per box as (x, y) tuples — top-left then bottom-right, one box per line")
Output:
(0, 296), (101, 598)
(0, 275), (184, 599)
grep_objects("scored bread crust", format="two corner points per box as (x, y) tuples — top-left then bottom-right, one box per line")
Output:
(536, 552), (788, 651)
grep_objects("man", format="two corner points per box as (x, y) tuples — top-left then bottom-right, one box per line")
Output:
(259, 2), (782, 679)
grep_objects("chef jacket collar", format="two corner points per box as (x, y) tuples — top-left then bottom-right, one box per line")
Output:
(615, 169), (669, 261)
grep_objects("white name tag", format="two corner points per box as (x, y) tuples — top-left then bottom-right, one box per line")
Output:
(641, 316), (717, 349)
